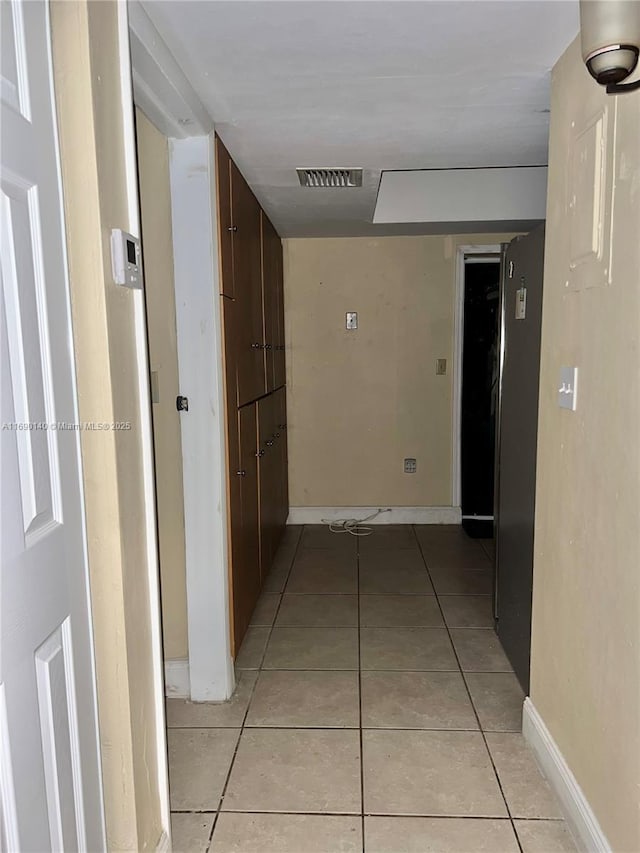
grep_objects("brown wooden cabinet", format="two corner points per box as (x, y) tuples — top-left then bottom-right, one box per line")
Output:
(216, 134), (289, 653)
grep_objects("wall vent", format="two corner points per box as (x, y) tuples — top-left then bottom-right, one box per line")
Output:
(296, 168), (363, 188)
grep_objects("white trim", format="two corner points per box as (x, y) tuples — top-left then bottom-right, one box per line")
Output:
(163, 660), (190, 699)
(117, 0), (171, 839)
(169, 136), (235, 702)
(452, 244), (502, 508)
(522, 698), (611, 853)
(287, 506), (462, 525)
(128, 1), (212, 138)
(155, 830), (170, 853)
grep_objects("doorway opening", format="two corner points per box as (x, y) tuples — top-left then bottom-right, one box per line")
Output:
(454, 251), (502, 540)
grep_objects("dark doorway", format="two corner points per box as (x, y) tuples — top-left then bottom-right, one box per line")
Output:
(460, 258), (501, 539)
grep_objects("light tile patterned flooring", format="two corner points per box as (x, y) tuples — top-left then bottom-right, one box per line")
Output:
(167, 525), (577, 853)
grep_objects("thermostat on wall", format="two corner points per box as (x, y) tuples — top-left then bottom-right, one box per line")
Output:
(111, 229), (142, 289)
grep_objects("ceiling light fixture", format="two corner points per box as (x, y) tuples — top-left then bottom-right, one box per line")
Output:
(579, 0), (640, 93)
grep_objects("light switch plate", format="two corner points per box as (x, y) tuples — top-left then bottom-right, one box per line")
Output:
(346, 312), (358, 330)
(436, 358), (447, 375)
(558, 367), (578, 411)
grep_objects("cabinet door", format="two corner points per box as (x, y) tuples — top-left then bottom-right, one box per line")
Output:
(273, 233), (286, 388)
(273, 386), (289, 534)
(232, 162), (264, 405)
(261, 212), (279, 394)
(231, 403), (261, 652)
(215, 135), (234, 299)
(257, 394), (277, 581)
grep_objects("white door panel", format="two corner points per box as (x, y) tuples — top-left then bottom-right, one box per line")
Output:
(0, 1), (105, 850)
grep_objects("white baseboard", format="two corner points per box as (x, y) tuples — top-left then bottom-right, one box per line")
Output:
(522, 698), (611, 853)
(164, 658), (190, 699)
(287, 506), (462, 525)
(155, 830), (170, 853)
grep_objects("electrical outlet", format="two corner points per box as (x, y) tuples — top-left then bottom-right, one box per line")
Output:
(436, 358), (447, 375)
(404, 458), (417, 474)
(346, 312), (358, 330)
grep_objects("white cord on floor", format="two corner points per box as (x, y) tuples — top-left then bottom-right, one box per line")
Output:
(321, 508), (392, 536)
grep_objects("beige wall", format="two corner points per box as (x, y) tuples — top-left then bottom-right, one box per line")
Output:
(52, 2), (164, 849)
(136, 109), (188, 661)
(531, 38), (640, 852)
(284, 234), (518, 508)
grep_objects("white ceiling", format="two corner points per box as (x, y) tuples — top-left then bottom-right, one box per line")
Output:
(142, 0), (579, 237)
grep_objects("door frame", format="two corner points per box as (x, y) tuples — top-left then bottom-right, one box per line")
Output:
(116, 1), (171, 838)
(451, 244), (502, 510)
(129, 2), (234, 701)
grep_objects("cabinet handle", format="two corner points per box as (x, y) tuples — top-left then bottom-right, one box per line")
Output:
(236, 469), (246, 476)
(228, 225), (237, 232)
(265, 439), (274, 447)
(274, 432), (280, 438)
(278, 423), (287, 430)
(251, 342), (263, 349)
(256, 449), (265, 458)
(265, 344), (273, 351)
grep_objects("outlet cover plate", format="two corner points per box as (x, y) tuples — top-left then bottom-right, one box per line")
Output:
(404, 458), (417, 474)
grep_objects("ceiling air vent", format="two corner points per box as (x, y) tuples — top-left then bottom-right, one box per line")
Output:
(296, 168), (363, 188)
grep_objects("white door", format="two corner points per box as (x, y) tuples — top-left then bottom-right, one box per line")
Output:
(0, 1), (105, 850)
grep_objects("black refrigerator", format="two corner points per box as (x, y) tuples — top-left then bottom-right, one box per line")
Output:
(495, 225), (545, 693)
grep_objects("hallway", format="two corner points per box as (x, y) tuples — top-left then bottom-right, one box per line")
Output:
(167, 525), (576, 852)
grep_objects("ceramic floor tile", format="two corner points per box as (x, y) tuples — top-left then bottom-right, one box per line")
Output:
(361, 671), (477, 730)
(211, 813), (362, 853)
(287, 556), (357, 594)
(250, 593), (282, 626)
(360, 627), (457, 671)
(419, 537), (492, 570)
(246, 670), (360, 728)
(280, 524), (303, 547)
(170, 813), (214, 853)
(414, 525), (472, 544)
(465, 672), (525, 731)
(235, 627), (270, 670)
(263, 627), (359, 670)
(359, 556), (434, 595)
(167, 728), (240, 810)
(365, 816), (519, 852)
(358, 526), (419, 551)
(515, 820), (578, 852)
(450, 628), (513, 672)
(276, 594), (358, 627)
(439, 595), (494, 628)
(222, 728), (361, 814)
(166, 671), (257, 728)
(429, 565), (493, 595)
(363, 729), (507, 816)
(486, 732), (564, 818)
(360, 548), (426, 572)
(262, 560), (292, 593)
(360, 594), (443, 627)
(300, 525), (357, 551)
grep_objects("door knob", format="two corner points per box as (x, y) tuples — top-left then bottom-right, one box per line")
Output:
(228, 225), (237, 232)
(236, 469), (246, 476)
